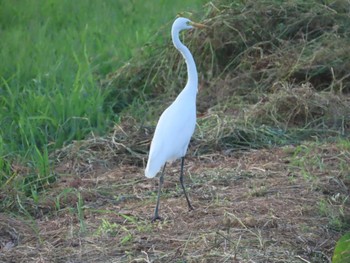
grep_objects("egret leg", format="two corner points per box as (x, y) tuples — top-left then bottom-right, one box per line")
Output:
(180, 157), (194, 210)
(152, 164), (166, 222)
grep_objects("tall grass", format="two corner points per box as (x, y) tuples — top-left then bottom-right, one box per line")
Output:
(0, 1), (205, 155)
(0, 0), (206, 206)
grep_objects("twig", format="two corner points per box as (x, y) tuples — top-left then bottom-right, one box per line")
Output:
(295, 255), (311, 263)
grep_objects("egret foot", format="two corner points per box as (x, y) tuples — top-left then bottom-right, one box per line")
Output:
(151, 215), (163, 223)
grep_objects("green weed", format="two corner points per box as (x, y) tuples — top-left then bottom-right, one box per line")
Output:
(55, 188), (75, 211)
(95, 219), (119, 237)
(77, 192), (86, 233)
(332, 232), (350, 263)
(318, 197), (350, 231)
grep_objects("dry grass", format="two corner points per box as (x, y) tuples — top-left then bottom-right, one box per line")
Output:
(105, 0), (350, 123)
(1, 141), (349, 262)
(99, 0), (350, 160)
(247, 81), (350, 129)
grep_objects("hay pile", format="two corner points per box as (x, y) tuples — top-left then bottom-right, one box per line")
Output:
(104, 0), (350, 135)
(52, 0), (350, 175)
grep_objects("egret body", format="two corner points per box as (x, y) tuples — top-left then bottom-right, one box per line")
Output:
(145, 17), (204, 221)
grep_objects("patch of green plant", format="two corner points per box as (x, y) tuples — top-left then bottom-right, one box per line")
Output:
(289, 144), (318, 181)
(55, 188), (75, 211)
(0, 144), (58, 213)
(95, 219), (119, 237)
(318, 196), (350, 231)
(94, 215), (149, 245)
(332, 232), (350, 263)
(0, 155), (13, 187)
(22, 146), (55, 195)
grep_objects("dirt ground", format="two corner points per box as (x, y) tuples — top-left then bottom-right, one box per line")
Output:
(1, 141), (349, 263)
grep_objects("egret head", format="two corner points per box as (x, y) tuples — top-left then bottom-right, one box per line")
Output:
(172, 17), (207, 33)
(172, 17), (193, 32)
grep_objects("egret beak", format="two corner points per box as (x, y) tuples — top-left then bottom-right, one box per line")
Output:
(190, 21), (208, 29)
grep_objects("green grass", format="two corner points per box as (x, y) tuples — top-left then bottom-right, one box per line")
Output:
(0, 0), (206, 189)
(0, 0), (206, 151)
(333, 232), (350, 263)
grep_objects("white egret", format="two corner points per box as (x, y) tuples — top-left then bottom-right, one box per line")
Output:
(145, 17), (205, 221)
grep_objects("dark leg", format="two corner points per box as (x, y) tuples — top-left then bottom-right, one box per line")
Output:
(152, 164), (166, 222)
(180, 157), (194, 210)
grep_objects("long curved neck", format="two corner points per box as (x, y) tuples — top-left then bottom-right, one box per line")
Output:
(172, 28), (198, 95)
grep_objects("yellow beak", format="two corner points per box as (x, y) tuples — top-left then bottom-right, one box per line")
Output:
(189, 21), (208, 29)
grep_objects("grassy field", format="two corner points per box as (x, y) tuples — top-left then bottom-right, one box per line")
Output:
(0, 0), (206, 152)
(0, 0), (206, 198)
(1, 0), (350, 262)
